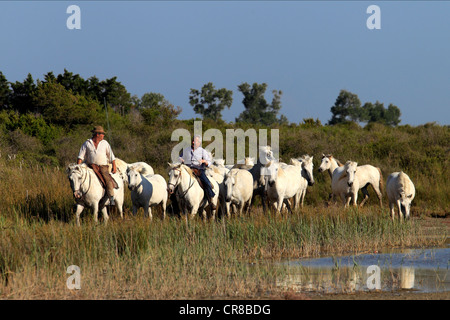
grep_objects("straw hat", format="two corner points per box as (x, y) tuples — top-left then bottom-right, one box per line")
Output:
(91, 126), (106, 134)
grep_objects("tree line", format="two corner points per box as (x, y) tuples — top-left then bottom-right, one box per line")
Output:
(0, 70), (401, 129)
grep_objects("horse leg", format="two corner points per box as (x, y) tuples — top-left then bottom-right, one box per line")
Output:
(261, 193), (267, 214)
(300, 190), (306, 209)
(344, 194), (351, 208)
(148, 207), (153, 221)
(116, 199), (123, 219)
(101, 206), (109, 225)
(132, 204), (138, 216)
(359, 186), (370, 207)
(397, 200), (404, 221)
(246, 196), (253, 215)
(190, 204), (199, 220)
(390, 202), (395, 221)
(92, 203), (99, 224)
(161, 199), (167, 220)
(275, 198), (283, 214)
(352, 189), (358, 207)
(225, 201), (231, 218)
(284, 198), (293, 214)
(372, 183), (383, 207)
(74, 204), (84, 226)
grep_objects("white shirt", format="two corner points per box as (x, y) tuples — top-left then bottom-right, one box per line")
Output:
(78, 139), (115, 166)
(180, 146), (211, 168)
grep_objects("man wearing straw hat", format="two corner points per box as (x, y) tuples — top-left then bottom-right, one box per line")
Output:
(77, 126), (117, 205)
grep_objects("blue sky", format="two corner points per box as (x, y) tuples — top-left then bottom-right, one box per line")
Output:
(0, 1), (449, 125)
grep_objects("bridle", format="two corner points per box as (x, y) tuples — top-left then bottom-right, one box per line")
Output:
(71, 166), (91, 199)
(168, 167), (194, 198)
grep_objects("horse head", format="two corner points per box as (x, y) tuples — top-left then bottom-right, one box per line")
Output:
(261, 161), (279, 188)
(301, 155), (315, 186)
(318, 154), (331, 173)
(67, 163), (86, 199)
(224, 170), (236, 202)
(127, 167), (142, 191)
(344, 161), (358, 187)
(259, 145), (274, 165)
(167, 162), (183, 194)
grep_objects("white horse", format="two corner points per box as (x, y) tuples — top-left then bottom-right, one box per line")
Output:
(248, 146), (275, 213)
(332, 161), (383, 207)
(318, 154), (344, 179)
(167, 163), (219, 220)
(127, 161), (154, 176)
(386, 171), (415, 220)
(127, 167), (167, 220)
(107, 158), (154, 185)
(67, 163), (124, 226)
(224, 168), (254, 217)
(289, 155), (315, 208)
(206, 163), (228, 218)
(262, 160), (304, 214)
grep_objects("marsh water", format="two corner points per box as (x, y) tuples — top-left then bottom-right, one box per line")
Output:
(276, 244), (450, 294)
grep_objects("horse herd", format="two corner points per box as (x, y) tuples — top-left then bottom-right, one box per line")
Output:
(66, 146), (416, 226)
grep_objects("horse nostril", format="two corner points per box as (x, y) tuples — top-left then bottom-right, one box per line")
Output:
(348, 182), (353, 187)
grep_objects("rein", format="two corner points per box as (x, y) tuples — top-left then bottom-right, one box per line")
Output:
(74, 166), (92, 199)
(169, 167), (195, 198)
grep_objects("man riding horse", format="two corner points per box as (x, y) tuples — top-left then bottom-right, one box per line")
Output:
(77, 126), (117, 206)
(179, 135), (217, 211)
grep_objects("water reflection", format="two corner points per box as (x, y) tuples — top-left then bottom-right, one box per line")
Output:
(277, 247), (449, 293)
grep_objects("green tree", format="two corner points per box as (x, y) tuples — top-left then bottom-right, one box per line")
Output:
(32, 81), (101, 127)
(362, 101), (401, 126)
(189, 82), (233, 121)
(236, 82), (285, 125)
(56, 69), (89, 96)
(384, 104), (401, 126)
(328, 90), (362, 125)
(10, 73), (37, 114)
(138, 92), (182, 126)
(0, 71), (11, 109)
(100, 76), (132, 115)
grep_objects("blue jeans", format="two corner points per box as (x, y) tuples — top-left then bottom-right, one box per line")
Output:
(197, 169), (215, 198)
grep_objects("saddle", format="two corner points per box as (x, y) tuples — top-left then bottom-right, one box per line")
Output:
(190, 167), (204, 189)
(89, 164), (119, 189)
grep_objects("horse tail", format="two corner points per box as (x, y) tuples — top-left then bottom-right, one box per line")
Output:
(377, 167), (384, 195)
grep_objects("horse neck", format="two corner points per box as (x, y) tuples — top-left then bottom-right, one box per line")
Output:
(179, 167), (197, 192)
(79, 167), (94, 193)
(328, 158), (340, 179)
(132, 173), (144, 190)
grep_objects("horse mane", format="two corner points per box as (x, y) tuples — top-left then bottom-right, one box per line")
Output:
(322, 154), (343, 167)
(338, 161), (355, 181)
(333, 157), (344, 167)
(213, 159), (225, 167)
(114, 158), (128, 172)
(67, 162), (89, 174)
(181, 164), (196, 178)
(127, 162), (153, 176)
(289, 158), (302, 166)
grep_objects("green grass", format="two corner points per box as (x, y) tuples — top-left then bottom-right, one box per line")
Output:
(0, 203), (445, 299)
